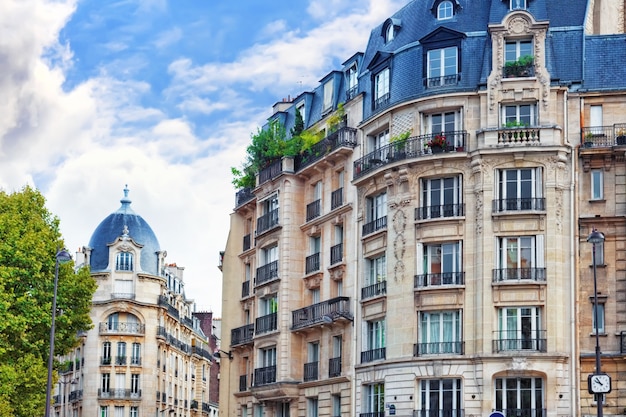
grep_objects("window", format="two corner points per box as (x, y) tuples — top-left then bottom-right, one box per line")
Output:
(374, 68), (390, 109)
(437, 1), (454, 19)
(419, 379), (462, 416)
(323, 79), (334, 113)
(502, 104), (537, 127)
(129, 407), (138, 417)
(362, 319), (386, 362)
(101, 373), (110, 393)
(363, 383), (385, 414)
(117, 342), (126, 365)
(420, 176), (463, 219)
(332, 394), (341, 417)
(592, 303), (605, 333)
(297, 101), (306, 125)
(308, 398), (319, 417)
(509, 0), (527, 10)
(427, 47), (458, 87)
(261, 295), (277, 315)
(114, 406), (124, 417)
(495, 377), (543, 414)
(591, 240), (604, 265)
(100, 406), (109, 417)
(591, 169), (603, 200)
(131, 374), (140, 395)
(367, 192), (387, 224)
(423, 111), (463, 147)
(346, 64), (358, 99)
(261, 346), (277, 367)
(497, 307), (543, 351)
(385, 24), (395, 42)
(102, 342), (111, 364)
(257, 245), (278, 284)
(369, 129), (389, 152)
(419, 310), (462, 354)
(496, 235), (545, 281)
(366, 254), (386, 286)
(419, 242), (462, 286)
(496, 168), (543, 211)
(116, 252), (133, 271)
(131, 342), (141, 365)
(505, 40), (532, 63)
(257, 194), (279, 234)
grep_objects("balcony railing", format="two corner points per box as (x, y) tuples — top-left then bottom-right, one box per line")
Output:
(415, 272), (464, 288)
(291, 296), (352, 330)
(362, 216), (387, 236)
(360, 413), (385, 417)
(361, 281), (386, 300)
(236, 187), (255, 207)
(99, 321), (145, 335)
(361, 347), (386, 363)
(329, 357), (341, 378)
(115, 356), (127, 365)
(497, 126), (540, 144)
(231, 323), (254, 346)
(413, 341), (464, 356)
(492, 330), (547, 352)
(256, 208), (279, 235)
(494, 409), (545, 417)
(255, 312), (278, 334)
(130, 357), (141, 366)
(191, 400), (199, 410)
(241, 280), (250, 298)
(69, 390), (83, 402)
(492, 198), (545, 212)
(354, 132), (467, 179)
(101, 356), (111, 365)
(331, 188), (343, 210)
(373, 92), (390, 111)
(303, 361), (319, 382)
(239, 374), (248, 392)
(243, 234), (251, 251)
(256, 260), (279, 285)
(492, 268), (547, 283)
(415, 204), (465, 220)
(254, 365), (277, 386)
(294, 126), (357, 171)
(306, 199), (321, 221)
(305, 252), (321, 274)
(581, 125), (624, 148)
(425, 73), (460, 88)
(98, 389), (141, 399)
(258, 159), (284, 185)
(330, 243), (343, 265)
(413, 409), (464, 417)
(346, 85), (358, 101)
(111, 292), (135, 300)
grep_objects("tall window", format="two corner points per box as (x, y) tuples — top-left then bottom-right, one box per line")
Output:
(102, 342), (111, 364)
(427, 111), (458, 135)
(367, 192), (387, 223)
(366, 254), (387, 286)
(346, 64), (358, 99)
(427, 47), (458, 86)
(591, 169), (603, 200)
(419, 310), (462, 354)
(369, 129), (389, 152)
(495, 377), (543, 414)
(419, 379), (462, 416)
(261, 346), (277, 367)
(115, 252), (133, 271)
(129, 407), (138, 417)
(363, 319), (386, 362)
(374, 68), (390, 109)
(437, 1), (454, 19)
(114, 406), (124, 417)
(100, 406), (109, 417)
(131, 342), (141, 365)
(592, 302), (605, 333)
(502, 104), (537, 126)
(332, 394), (342, 417)
(261, 295), (278, 315)
(497, 307), (542, 351)
(505, 39), (532, 63)
(420, 176), (462, 219)
(131, 374), (140, 394)
(323, 79), (334, 113)
(308, 398), (319, 417)
(101, 373), (110, 393)
(385, 24), (395, 42)
(419, 242), (462, 286)
(363, 383), (385, 414)
(496, 235), (544, 281)
(496, 168), (543, 211)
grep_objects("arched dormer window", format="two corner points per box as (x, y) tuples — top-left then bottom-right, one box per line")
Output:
(386, 24), (395, 42)
(381, 18), (401, 44)
(438, 1), (453, 19)
(116, 251), (134, 271)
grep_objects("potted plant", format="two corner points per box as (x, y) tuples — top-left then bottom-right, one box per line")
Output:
(616, 129), (626, 145)
(428, 134), (448, 153)
(504, 55), (534, 77)
(584, 132), (594, 148)
(389, 130), (411, 160)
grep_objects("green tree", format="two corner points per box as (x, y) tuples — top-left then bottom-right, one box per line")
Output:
(0, 186), (96, 416)
(290, 107), (304, 137)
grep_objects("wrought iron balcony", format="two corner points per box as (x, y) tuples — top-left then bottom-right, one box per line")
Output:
(360, 413), (385, 417)
(492, 330), (547, 352)
(424, 73), (460, 88)
(305, 252), (321, 274)
(130, 356), (141, 366)
(492, 268), (546, 283)
(413, 341), (464, 356)
(294, 126), (357, 171)
(361, 281), (386, 300)
(329, 357), (341, 378)
(256, 260), (278, 285)
(346, 85), (358, 101)
(256, 208), (279, 235)
(373, 92), (390, 111)
(361, 347), (386, 363)
(254, 365), (277, 386)
(292, 297), (352, 330)
(191, 400), (198, 409)
(235, 187), (255, 207)
(115, 356), (127, 365)
(303, 361), (319, 382)
(99, 321), (145, 335)
(581, 125), (619, 148)
(492, 198), (545, 212)
(362, 216), (387, 236)
(414, 272), (464, 288)
(306, 199), (321, 221)
(330, 243), (343, 265)
(111, 292), (135, 300)
(69, 390), (83, 402)
(331, 187), (343, 210)
(494, 409), (545, 417)
(231, 323), (254, 346)
(255, 312), (278, 334)
(413, 409), (464, 417)
(258, 159), (284, 185)
(98, 389), (142, 399)
(354, 132), (467, 179)
(415, 204), (465, 220)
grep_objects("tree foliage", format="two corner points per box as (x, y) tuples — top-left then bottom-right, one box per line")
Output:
(0, 186), (96, 416)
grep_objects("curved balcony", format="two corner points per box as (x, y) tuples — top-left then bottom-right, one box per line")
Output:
(291, 297), (352, 330)
(99, 321), (145, 335)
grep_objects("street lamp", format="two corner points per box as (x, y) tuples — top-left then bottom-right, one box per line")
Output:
(44, 249), (72, 417)
(587, 229), (608, 417)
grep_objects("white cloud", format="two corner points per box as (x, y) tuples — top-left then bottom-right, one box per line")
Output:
(153, 27), (183, 49)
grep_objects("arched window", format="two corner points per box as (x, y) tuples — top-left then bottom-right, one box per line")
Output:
(438, 1), (453, 19)
(116, 251), (133, 271)
(385, 24), (395, 42)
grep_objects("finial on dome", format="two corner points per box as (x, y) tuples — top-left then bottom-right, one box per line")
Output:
(120, 185), (132, 206)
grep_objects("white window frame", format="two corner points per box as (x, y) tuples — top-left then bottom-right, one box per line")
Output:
(307, 341), (320, 363)
(367, 192), (387, 222)
(296, 101), (306, 125)
(505, 39), (532, 62)
(131, 342), (141, 364)
(509, 0), (527, 10)
(385, 24), (395, 43)
(495, 377), (543, 412)
(366, 254), (386, 285)
(101, 373), (110, 393)
(100, 406), (109, 417)
(323, 79), (334, 113)
(363, 383), (385, 413)
(496, 167), (543, 210)
(369, 129), (389, 152)
(262, 245), (278, 265)
(114, 406), (124, 417)
(260, 295), (277, 315)
(419, 310), (462, 354)
(419, 379), (462, 414)
(115, 252), (133, 271)
(421, 176), (463, 218)
(427, 47), (458, 79)
(332, 394), (342, 417)
(260, 346), (276, 367)
(375, 68), (390, 100)
(347, 64), (358, 90)
(496, 235), (544, 278)
(418, 241), (462, 283)
(497, 306), (542, 350)
(502, 103), (537, 126)
(307, 398), (319, 417)
(591, 169), (603, 200)
(367, 319), (386, 350)
(437, 1), (454, 19)
(131, 374), (140, 394)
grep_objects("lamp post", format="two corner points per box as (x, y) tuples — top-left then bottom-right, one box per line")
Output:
(44, 249), (72, 417)
(587, 229), (605, 417)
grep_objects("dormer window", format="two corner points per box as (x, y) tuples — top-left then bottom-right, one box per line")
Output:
(437, 1), (454, 20)
(510, 0), (527, 10)
(386, 24), (395, 42)
(505, 39), (532, 63)
(346, 63), (358, 100)
(116, 251), (134, 271)
(381, 18), (400, 44)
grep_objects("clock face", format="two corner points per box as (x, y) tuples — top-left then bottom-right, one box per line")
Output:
(589, 374), (611, 394)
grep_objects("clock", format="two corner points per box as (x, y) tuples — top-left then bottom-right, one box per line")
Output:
(588, 373), (612, 394)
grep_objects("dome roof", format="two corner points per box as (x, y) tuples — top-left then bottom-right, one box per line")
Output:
(88, 187), (161, 275)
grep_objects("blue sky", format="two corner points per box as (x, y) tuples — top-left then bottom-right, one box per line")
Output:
(0, 0), (404, 314)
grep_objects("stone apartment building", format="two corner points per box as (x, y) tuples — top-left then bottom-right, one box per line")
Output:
(220, 1), (626, 417)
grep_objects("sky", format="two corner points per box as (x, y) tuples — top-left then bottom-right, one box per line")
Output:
(0, 0), (405, 315)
